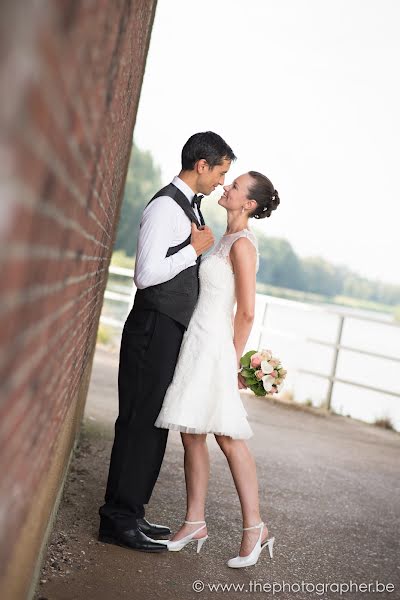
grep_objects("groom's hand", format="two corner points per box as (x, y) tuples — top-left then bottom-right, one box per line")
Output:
(190, 222), (214, 256)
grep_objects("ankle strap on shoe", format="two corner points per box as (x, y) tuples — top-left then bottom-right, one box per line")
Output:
(243, 521), (264, 531)
(184, 520), (206, 524)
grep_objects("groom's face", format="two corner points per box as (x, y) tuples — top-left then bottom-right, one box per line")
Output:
(197, 158), (231, 196)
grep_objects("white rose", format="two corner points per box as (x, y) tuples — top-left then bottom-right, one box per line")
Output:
(261, 360), (273, 375)
(262, 375), (275, 392)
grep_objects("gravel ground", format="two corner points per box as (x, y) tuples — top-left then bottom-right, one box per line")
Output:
(35, 347), (400, 600)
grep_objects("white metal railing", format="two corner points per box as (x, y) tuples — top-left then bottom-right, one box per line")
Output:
(102, 266), (400, 411)
(257, 295), (400, 409)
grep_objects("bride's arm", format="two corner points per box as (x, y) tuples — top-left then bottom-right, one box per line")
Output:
(230, 237), (257, 369)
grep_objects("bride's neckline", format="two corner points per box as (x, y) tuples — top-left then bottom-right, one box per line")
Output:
(222, 227), (250, 237)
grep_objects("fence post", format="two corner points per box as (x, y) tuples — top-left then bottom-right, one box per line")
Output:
(326, 315), (344, 410)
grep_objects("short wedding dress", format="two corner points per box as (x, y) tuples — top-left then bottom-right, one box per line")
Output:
(155, 229), (259, 440)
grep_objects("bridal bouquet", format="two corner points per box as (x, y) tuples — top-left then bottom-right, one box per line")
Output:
(239, 349), (287, 397)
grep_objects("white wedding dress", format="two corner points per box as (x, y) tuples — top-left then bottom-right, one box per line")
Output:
(155, 229), (259, 440)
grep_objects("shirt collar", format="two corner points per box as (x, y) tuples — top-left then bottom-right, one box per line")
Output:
(172, 176), (196, 204)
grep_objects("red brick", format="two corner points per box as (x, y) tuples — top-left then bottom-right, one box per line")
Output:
(0, 0), (157, 580)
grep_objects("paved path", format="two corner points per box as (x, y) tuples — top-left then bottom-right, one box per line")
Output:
(36, 348), (400, 600)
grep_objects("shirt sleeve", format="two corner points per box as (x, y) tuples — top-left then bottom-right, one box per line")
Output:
(133, 196), (198, 289)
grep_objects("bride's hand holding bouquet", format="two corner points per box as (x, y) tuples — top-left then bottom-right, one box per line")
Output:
(238, 349), (287, 396)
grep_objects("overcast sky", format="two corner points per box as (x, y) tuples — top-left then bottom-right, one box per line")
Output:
(134, 0), (400, 285)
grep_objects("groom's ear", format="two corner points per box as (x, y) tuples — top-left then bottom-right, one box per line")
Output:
(196, 158), (208, 173)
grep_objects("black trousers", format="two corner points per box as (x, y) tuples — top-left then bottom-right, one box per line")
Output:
(99, 308), (185, 531)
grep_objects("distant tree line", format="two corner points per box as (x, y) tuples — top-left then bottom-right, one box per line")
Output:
(114, 143), (162, 257)
(115, 144), (400, 306)
(256, 238), (400, 306)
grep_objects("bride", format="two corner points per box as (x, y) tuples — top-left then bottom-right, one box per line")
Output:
(155, 171), (280, 568)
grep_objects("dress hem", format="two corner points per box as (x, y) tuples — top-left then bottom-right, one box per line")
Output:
(154, 420), (253, 440)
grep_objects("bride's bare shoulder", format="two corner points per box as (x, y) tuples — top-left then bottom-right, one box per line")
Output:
(229, 235), (258, 265)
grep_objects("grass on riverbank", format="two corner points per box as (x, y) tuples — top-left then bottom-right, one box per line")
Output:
(256, 282), (397, 318)
(374, 416), (396, 431)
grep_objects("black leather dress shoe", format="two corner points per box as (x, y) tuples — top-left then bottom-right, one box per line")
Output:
(98, 527), (168, 552)
(136, 517), (171, 538)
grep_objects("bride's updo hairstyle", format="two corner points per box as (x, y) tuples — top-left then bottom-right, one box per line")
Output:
(247, 171), (280, 219)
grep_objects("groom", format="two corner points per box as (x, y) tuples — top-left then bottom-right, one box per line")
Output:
(99, 131), (236, 552)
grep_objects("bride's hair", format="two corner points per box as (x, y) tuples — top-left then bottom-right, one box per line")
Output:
(247, 171), (280, 219)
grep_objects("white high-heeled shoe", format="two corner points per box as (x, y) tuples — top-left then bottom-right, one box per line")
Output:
(166, 520), (208, 553)
(227, 522), (275, 568)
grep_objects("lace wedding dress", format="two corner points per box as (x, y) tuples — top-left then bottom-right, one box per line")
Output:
(155, 229), (259, 440)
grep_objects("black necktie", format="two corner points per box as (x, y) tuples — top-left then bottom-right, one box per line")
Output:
(191, 195), (205, 226)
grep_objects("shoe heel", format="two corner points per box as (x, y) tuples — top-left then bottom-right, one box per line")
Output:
(196, 536), (208, 554)
(263, 536), (275, 559)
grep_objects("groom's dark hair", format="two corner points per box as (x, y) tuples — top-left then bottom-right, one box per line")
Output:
(181, 131), (236, 170)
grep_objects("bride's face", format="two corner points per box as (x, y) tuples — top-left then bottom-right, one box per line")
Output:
(218, 173), (255, 212)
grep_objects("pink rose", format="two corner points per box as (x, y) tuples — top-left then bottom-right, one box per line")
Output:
(255, 370), (264, 380)
(271, 370), (278, 378)
(250, 353), (262, 368)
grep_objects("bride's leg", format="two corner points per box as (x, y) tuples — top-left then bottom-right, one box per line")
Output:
(215, 435), (269, 556)
(170, 433), (209, 541)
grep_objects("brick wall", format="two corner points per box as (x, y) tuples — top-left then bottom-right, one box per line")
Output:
(0, 1), (157, 596)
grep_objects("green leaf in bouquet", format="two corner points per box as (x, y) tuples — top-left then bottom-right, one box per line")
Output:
(245, 377), (259, 386)
(256, 388), (268, 397)
(241, 368), (254, 379)
(250, 383), (267, 397)
(240, 350), (257, 368)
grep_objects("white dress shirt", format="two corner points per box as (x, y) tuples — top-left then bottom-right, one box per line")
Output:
(133, 176), (200, 289)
